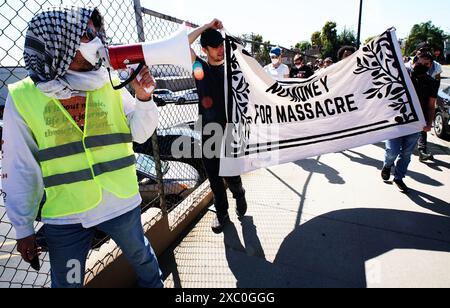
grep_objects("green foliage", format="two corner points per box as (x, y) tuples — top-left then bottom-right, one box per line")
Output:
(240, 33), (271, 65)
(338, 28), (357, 47)
(306, 23), (358, 61)
(295, 41), (312, 52)
(311, 31), (322, 49)
(364, 36), (377, 45)
(258, 40), (272, 65)
(404, 21), (445, 56)
(320, 21), (338, 59)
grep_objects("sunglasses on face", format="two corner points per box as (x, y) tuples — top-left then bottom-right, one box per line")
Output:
(83, 27), (98, 41)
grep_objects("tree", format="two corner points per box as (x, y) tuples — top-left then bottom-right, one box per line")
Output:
(240, 33), (263, 55)
(295, 41), (312, 52)
(404, 21), (445, 56)
(338, 28), (357, 47)
(364, 36), (376, 45)
(320, 21), (338, 60)
(258, 40), (272, 65)
(311, 31), (322, 49)
(240, 33), (272, 65)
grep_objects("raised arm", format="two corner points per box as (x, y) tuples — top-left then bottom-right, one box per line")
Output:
(188, 18), (223, 63)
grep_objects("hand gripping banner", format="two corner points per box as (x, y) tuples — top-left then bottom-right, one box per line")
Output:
(219, 28), (425, 176)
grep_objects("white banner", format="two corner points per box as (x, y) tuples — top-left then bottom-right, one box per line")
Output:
(219, 29), (425, 176)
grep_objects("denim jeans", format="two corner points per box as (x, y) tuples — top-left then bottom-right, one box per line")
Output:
(384, 133), (420, 180)
(44, 207), (163, 288)
(203, 157), (246, 218)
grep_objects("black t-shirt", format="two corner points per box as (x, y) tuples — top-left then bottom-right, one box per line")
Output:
(410, 71), (439, 121)
(289, 65), (314, 79)
(194, 57), (227, 129)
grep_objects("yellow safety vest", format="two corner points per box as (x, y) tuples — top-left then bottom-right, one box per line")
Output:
(8, 77), (139, 218)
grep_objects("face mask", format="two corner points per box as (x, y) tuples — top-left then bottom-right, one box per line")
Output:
(271, 58), (279, 65)
(79, 37), (104, 66)
(413, 64), (429, 75)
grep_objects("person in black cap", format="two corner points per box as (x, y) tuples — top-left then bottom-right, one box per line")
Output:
(290, 54), (313, 79)
(188, 19), (248, 234)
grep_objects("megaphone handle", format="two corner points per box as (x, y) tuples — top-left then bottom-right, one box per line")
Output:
(109, 62), (145, 91)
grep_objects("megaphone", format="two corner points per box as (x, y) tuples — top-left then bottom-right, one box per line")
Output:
(99, 24), (193, 91)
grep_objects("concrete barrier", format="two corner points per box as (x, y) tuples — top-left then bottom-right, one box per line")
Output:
(84, 181), (212, 288)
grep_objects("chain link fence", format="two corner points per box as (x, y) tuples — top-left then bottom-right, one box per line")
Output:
(0, 0), (295, 288)
(0, 0), (207, 288)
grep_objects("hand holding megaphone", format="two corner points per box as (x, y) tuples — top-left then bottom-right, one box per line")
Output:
(129, 64), (156, 101)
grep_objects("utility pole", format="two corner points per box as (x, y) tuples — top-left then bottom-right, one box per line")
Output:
(357, 0), (363, 48)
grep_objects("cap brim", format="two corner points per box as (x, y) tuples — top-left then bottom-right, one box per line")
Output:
(208, 38), (224, 48)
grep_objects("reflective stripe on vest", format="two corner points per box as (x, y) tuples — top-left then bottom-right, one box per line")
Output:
(84, 133), (133, 148)
(43, 169), (93, 188)
(37, 133), (133, 162)
(38, 141), (85, 162)
(93, 154), (136, 177)
(8, 77), (140, 219)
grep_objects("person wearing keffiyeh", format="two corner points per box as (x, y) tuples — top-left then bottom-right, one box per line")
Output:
(3, 6), (163, 288)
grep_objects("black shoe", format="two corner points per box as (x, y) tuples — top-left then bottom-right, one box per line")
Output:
(381, 167), (391, 181)
(211, 214), (230, 234)
(236, 197), (248, 219)
(419, 151), (434, 162)
(394, 179), (409, 193)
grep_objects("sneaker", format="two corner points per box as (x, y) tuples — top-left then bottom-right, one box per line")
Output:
(236, 197), (248, 219)
(419, 151), (434, 162)
(211, 214), (230, 234)
(381, 167), (391, 181)
(394, 179), (409, 193)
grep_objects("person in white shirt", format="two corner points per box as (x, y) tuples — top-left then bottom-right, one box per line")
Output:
(264, 47), (290, 80)
(2, 6), (163, 288)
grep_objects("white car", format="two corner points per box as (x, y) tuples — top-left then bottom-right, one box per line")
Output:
(175, 89), (199, 104)
(153, 89), (177, 104)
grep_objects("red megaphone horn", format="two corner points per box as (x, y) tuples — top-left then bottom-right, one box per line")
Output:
(99, 25), (193, 90)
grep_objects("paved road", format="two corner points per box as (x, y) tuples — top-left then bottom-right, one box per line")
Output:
(160, 66), (450, 289)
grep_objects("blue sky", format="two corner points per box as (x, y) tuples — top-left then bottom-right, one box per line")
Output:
(141, 0), (450, 47)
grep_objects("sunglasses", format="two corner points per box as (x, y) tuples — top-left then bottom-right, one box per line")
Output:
(84, 27), (99, 41)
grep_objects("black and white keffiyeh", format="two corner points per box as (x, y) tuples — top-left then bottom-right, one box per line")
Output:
(23, 6), (105, 98)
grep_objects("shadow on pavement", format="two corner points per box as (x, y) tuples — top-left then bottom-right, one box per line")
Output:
(407, 188), (450, 217)
(341, 149), (444, 187)
(294, 158), (345, 185)
(223, 209), (450, 288)
(419, 157), (450, 173)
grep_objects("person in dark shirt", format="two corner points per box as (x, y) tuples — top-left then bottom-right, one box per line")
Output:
(188, 19), (248, 233)
(411, 47), (441, 161)
(381, 51), (438, 193)
(289, 54), (314, 79)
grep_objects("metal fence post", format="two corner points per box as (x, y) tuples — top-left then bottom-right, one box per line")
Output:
(133, 0), (167, 215)
(133, 0), (145, 42)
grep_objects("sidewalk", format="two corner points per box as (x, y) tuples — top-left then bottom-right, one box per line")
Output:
(159, 135), (450, 288)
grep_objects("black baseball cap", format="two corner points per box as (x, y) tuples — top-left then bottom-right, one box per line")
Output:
(200, 29), (224, 48)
